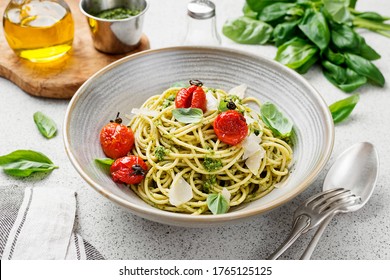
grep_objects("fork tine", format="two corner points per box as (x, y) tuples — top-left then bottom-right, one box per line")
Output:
(318, 195), (361, 213)
(304, 188), (345, 206)
(308, 189), (351, 209)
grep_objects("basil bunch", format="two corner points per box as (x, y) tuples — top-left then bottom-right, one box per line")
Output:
(223, 0), (388, 92)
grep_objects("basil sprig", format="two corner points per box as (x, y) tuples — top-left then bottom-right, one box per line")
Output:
(223, 0), (389, 92)
(260, 102), (293, 138)
(207, 193), (230, 215)
(33, 111), (57, 139)
(172, 108), (203, 124)
(0, 150), (58, 177)
(329, 94), (360, 124)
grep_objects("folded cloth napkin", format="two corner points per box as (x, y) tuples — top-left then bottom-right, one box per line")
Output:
(0, 185), (104, 260)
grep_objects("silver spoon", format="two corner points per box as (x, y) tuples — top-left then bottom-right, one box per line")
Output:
(300, 142), (379, 259)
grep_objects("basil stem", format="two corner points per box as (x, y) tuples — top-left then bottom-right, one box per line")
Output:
(33, 111), (57, 139)
(329, 94), (360, 124)
(0, 150), (58, 177)
(95, 158), (115, 166)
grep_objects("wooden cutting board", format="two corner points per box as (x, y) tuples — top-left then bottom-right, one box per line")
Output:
(0, 0), (150, 99)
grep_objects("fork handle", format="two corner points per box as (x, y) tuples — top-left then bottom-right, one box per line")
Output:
(300, 214), (335, 260)
(268, 215), (311, 260)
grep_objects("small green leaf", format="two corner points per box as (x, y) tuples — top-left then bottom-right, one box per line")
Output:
(218, 100), (229, 112)
(324, 48), (345, 65)
(0, 150), (58, 177)
(243, 3), (258, 19)
(331, 23), (360, 51)
(273, 20), (299, 47)
(323, 0), (351, 23)
(95, 158), (115, 166)
(322, 62), (367, 93)
(345, 53), (385, 86)
(172, 108), (203, 124)
(260, 102), (293, 138)
(329, 94), (360, 124)
(275, 38), (318, 70)
(222, 16), (273, 45)
(258, 3), (296, 22)
(246, 0), (294, 13)
(33, 111), (57, 139)
(207, 193), (229, 215)
(298, 9), (330, 51)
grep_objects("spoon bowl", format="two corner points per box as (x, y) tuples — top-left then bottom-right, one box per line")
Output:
(300, 142), (379, 259)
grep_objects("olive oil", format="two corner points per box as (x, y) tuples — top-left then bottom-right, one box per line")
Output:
(3, 0), (74, 63)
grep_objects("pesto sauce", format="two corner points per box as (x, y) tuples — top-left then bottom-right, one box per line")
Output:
(94, 7), (140, 20)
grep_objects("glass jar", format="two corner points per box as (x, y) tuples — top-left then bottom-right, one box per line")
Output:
(182, 0), (221, 46)
(3, 0), (74, 63)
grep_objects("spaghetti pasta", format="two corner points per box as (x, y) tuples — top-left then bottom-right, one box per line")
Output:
(127, 85), (293, 215)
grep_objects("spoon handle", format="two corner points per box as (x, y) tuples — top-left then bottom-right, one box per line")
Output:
(300, 214), (335, 260)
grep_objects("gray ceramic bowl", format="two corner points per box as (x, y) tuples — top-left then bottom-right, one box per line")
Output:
(64, 46), (334, 227)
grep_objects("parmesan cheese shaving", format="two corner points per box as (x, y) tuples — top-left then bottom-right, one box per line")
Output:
(228, 84), (247, 99)
(131, 108), (159, 117)
(245, 146), (266, 175)
(221, 188), (231, 203)
(241, 133), (262, 160)
(206, 91), (218, 112)
(169, 176), (193, 207)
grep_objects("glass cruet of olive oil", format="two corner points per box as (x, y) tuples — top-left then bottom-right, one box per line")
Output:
(3, 0), (74, 63)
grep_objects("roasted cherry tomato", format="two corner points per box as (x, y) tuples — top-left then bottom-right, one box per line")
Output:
(175, 80), (207, 112)
(110, 156), (148, 185)
(213, 110), (248, 146)
(100, 113), (134, 159)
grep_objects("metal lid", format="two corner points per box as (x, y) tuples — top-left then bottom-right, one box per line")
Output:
(187, 0), (216, 20)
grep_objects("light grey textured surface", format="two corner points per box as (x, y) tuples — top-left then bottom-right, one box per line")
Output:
(0, 0), (389, 259)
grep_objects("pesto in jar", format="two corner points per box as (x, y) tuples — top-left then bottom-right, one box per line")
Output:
(94, 7), (140, 20)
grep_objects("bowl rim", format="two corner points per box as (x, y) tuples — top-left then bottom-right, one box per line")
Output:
(63, 46), (334, 224)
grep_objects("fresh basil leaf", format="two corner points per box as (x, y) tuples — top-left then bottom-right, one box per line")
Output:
(296, 53), (318, 74)
(222, 16), (273, 45)
(329, 94), (360, 124)
(349, 0), (357, 9)
(323, 0), (351, 24)
(246, 0), (294, 13)
(171, 81), (188, 88)
(260, 102), (293, 138)
(298, 9), (330, 51)
(95, 158), (115, 166)
(330, 23), (359, 51)
(323, 62), (367, 93)
(0, 150), (58, 177)
(273, 20), (299, 47)
(356, 34), (381, 60)
(345, 53), (385, 86)
(275, 38), (318, 70)
(354, 12), (390, 22)
(324, 48), (345, 65)
(207, 193), (229, 215)
(172, 108), (203, 124)
(243, 3), (258, 19)
(258, 3), (296, 22)
(33, 111), (57, 139)
(218, 100), (229, 112)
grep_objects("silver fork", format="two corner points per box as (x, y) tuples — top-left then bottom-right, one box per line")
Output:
(268, 188), (360, 260)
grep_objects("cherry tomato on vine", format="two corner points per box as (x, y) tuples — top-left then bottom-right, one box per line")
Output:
(100, 113), (134, 159)
(110, 156), (148, 185)
(175, 80), (207, 112)
(213, 110), (248, 146)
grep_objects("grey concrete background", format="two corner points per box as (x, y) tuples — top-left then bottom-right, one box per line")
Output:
(0, 0), (389, 259)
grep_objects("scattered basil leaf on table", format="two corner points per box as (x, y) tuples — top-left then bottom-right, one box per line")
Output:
(33, 111), (57, 139)
(172, 108), (203, 124)
(275, 38), (318, 70)
(243, 3), (258, 19)
(246, 0), (294, 13)
(222, 16), (273, 44)
(0, 150), (58, 177)
(95, 158), (115, 166)
(322, 61), (367, 92)
(330, 23), (360, 51)
(273, 20), (300, 47)
(260, 102), (293, 138)
(356, 35), (381, 61)
(329, 94), (360, 124)
(324, 48), (345, 65)
(207, 193), (229, 215)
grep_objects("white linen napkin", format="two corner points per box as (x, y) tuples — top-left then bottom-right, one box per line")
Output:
(0, 185), (104, 260)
